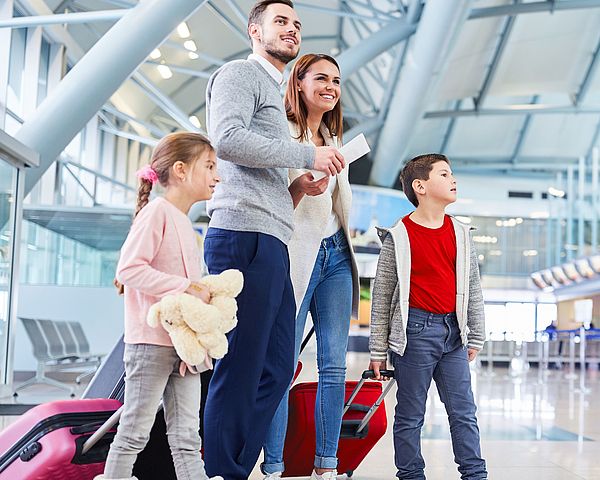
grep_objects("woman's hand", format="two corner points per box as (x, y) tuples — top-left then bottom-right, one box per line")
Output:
(186, 282), (211, 303)
(289, 172), (329, 208)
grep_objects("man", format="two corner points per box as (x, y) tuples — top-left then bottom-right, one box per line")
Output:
(203, 1), (344, 478)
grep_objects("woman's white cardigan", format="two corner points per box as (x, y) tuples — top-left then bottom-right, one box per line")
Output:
(287, 122), (360, 318)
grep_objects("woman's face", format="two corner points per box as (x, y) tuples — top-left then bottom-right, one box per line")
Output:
(298, 59), (341, 116)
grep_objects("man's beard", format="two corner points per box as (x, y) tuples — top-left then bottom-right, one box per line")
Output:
(263, 38), (298, 65)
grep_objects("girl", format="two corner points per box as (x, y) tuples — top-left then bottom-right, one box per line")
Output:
(96, 132), (222, 480)
(261, 54), (359, 480)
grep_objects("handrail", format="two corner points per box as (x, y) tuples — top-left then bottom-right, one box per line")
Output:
(58, 156), (135, 193)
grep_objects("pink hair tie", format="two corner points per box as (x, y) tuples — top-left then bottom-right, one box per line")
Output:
(136, 165), (159, 184)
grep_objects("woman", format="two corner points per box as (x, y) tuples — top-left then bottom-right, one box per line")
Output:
(261, 54), (359, 480)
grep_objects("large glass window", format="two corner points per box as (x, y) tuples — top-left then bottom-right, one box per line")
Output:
(0, 158), (19, 384)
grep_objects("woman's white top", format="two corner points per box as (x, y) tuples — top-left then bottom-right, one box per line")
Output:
(288, 122), (360, 318)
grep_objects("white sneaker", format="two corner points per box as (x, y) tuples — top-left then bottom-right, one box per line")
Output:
(311, 470), (338, 480)
(209, 477), (224, 480)
(263, 472), (282, 480)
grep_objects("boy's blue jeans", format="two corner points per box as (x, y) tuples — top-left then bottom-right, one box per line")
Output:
(262, 229), (353, 473)
(391, 307), (487, 480)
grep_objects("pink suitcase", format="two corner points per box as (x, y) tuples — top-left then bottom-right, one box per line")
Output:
(0, 398), (122, 480)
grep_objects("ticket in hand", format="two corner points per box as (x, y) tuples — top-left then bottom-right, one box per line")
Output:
(311, 133), (371, 181)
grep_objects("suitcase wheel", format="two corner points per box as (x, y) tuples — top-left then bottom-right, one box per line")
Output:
(346, 470), (353, 478)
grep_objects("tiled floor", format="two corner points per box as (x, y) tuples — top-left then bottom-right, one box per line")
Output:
(2, 352), (599, 479)
(247, 351), (600, 479)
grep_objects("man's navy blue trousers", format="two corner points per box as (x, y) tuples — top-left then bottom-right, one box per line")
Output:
(202, 228), (296, 479)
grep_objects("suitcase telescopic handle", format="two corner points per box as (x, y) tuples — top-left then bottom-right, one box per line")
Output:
(81, 405), (124, 454)
(342, 369), (396, 434)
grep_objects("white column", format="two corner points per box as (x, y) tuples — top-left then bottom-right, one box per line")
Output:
(0, 0), (14, 130)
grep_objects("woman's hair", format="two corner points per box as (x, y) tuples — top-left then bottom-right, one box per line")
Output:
(285, 53), (343, 143)
(134, 132), (213, 218)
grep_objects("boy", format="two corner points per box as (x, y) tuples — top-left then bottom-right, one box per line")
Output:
(368, 153), (487, 480)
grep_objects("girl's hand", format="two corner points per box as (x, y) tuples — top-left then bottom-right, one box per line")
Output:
(467, 348), (479, 362)
(186, 282), (211, 303)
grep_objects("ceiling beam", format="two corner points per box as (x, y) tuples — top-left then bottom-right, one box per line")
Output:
(574, 34), (600, 106)
(425, 105), (600, 118)
(474, 4), (517, 109)
(0, 9), (127, 28)
(469, 0), (600, 19)
(17, 0), (207, 195)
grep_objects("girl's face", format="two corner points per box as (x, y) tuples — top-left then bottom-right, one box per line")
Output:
(180, 149), (220, 202)
(298, 59), (341, 116)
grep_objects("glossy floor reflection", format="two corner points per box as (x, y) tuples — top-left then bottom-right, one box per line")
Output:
(249, 351), (600, 479)
(1, 352), (598, 479)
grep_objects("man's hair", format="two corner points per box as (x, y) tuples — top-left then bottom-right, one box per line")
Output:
(248, 0), (294, 38)
(400, 153), (450, 207)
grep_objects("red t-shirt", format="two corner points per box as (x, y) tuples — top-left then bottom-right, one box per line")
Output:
(402, 214), (457, 314)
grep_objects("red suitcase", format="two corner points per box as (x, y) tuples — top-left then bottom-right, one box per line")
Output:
(0, 398), (122, 480)
(282, 369), (395, 478)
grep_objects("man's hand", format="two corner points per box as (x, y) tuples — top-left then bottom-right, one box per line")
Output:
(313, 146), (344, 176)
(467, 348), (479, 362)
(369, 360), (391, 381)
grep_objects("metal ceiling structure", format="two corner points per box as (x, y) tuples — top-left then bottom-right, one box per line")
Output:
(7, 0), (600, 191)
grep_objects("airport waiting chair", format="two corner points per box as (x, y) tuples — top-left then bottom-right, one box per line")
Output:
(15, 318), (105, 396)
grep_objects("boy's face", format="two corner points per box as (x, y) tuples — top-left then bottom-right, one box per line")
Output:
(414, 161), (457, 206)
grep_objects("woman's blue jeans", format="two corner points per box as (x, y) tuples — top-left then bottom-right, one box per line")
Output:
(261, 229), (353, 473)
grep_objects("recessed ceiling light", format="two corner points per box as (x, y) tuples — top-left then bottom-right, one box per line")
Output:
(184, 40), (197, 52)
(149, 48), (161, 59)
(157, 65), (173, 79)
(177, 22), (190, 38)
(188, 51), (199, 60)
(189, 115), (201, 128)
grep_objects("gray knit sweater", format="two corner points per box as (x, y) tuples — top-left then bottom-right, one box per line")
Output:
(205, 59), (316, 244)
(369, 217), (486, 361)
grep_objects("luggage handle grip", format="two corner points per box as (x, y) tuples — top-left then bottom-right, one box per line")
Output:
(362, 369), (394, 379)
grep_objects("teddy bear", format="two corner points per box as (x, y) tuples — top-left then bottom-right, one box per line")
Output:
(147, 269), (244, 366)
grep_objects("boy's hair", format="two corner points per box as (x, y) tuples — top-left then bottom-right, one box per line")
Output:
(285, 53), (343, 143)
(135, 132), (213, 218)
(400, 153), (450, 207)
(248, 0), (294, 40)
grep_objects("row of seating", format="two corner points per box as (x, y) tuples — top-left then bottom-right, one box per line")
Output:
(15, 317), (105, 396)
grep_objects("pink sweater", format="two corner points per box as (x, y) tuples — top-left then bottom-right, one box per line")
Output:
(116, 197), (202, 346)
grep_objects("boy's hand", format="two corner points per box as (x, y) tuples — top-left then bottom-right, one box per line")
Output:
(369, 360), (390, 381)
(467, 348), (479, 362)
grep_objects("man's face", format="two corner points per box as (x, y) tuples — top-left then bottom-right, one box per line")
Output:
(250, 3), (302, 64)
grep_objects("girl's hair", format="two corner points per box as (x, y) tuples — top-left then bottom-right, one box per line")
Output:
(134, 132), (213, 218)
(285, 53), (343, 144)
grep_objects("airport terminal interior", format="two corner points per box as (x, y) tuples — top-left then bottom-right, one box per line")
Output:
(1, 0), (600, 478)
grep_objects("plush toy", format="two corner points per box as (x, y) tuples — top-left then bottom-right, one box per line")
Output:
(147, 269), (244, 366)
